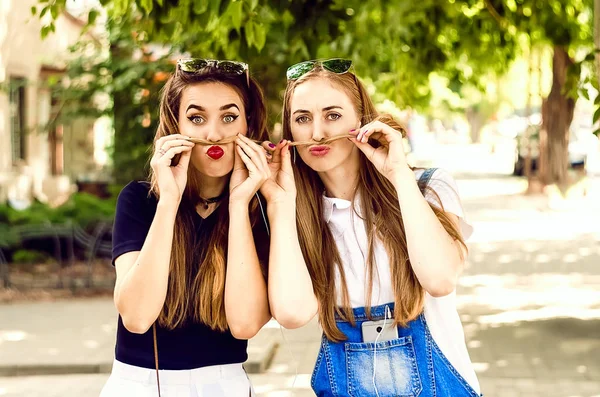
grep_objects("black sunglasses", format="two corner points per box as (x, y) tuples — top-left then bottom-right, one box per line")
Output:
(177, 58), (250, 86)
(286, 58), (353, 80)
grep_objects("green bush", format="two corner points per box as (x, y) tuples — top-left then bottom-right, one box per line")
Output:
(0, 188), (121, 231)
(12, 249), (51, 264)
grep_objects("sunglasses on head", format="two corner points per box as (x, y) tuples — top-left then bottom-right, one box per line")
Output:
(177, 58), (250, 86)
(286, 58), (353, 80)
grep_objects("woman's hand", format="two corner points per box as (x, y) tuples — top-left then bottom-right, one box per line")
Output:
(349, 121), (409, 182)
(149, 134), (195, 204)
(229, 134), (271, 206)
(260, 140), (296, 207)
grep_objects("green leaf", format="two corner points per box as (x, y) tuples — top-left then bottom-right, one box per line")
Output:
(245, 20), (255, 47)
(31, 6), (37, 16)
(281, 10), (294, 29)
(140, 0), (153, 14)
(593, 106), (600, 124)
(156, 0), (163, 6)
(41, 25), (51, 38)
(229, 1), (243, 31)
(50, 4), (58, 19)
(250, 0), (259, 11)
(210, 0), (222, 15)
(255, 23), (266, 51)
(40, 6), (48, 18)
(580, 89), (590, 101)
(193, 1), (209, 14)
(88, 10), (99, 25)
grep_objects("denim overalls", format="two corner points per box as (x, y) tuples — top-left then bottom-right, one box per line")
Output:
(311, 303), (481, 396)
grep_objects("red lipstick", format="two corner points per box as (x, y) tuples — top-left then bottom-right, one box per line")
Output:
(206, 146), (224, 160)
(309, 146), (330, 157)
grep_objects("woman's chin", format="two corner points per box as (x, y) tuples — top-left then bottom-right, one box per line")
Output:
(191, 161), (233, 179)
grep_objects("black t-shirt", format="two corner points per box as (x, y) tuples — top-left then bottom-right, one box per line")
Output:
(111, 181), (268, 370)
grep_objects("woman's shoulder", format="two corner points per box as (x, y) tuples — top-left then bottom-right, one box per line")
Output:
(413, 167), (458, 192)
(116, 181), (157, 211)
(118, 181), (152, 199)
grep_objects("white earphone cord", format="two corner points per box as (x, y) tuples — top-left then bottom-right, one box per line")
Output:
(372, 305), (392, 397)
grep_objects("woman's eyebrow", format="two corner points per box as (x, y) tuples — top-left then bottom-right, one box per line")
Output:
(219, 103), (240, 111)
(323, 106), (342, 111)
(186, 104), (240, 112)
(186, 104), (204, 112)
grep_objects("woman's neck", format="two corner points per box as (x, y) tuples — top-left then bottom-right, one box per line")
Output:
(318, 156), (360, 201)
(196, 174), (228, 199)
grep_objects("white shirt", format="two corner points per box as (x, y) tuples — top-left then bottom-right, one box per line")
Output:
(322, 168), (480, 393)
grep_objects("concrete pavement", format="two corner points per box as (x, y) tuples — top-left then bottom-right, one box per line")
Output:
(1, 171), (600, 396)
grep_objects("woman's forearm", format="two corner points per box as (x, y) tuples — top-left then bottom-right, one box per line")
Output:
(267, 201), (318, 328)
(114, 199), (178, 333)
(225, 203), (271, 339)
(393, 167), (464, 297)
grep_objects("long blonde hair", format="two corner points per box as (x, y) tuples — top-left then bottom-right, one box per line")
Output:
(282, 67), (466, 341)
(149, 68), (270, 331)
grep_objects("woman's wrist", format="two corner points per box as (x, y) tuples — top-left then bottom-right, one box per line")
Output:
(391, 165), (415, 190)
(266, 198), (296, 220)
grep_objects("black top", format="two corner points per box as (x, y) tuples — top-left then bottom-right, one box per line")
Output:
(111, 181), (268, 370)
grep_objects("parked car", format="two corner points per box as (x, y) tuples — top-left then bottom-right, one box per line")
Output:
(513, 124), (593, 176)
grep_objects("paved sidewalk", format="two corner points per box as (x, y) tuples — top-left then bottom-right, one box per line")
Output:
(0, 298), (277, 377)
(1, 174), (600, 396)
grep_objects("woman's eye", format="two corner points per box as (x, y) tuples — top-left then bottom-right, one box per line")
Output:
(296, 115), (310, 124)
(188, 115), (204, 124)
(223, 114), (239, 124)
(327, 113), (341, 121)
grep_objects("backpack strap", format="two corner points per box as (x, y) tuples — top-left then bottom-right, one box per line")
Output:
(417, 168), (438, 194)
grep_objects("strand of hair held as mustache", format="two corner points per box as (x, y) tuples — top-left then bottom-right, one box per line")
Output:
(187, 134), (356, 147)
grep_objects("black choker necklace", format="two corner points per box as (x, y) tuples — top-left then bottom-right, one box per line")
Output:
(198, 191), (227, 209)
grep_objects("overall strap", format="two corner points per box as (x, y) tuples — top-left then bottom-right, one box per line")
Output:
(417, 168), (438, 194)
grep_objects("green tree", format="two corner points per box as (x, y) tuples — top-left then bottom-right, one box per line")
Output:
(37, 0), (593, 186)
(464, 0), (594, 185)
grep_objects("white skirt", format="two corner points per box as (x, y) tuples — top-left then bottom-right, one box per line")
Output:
(99, 360), (255, 397)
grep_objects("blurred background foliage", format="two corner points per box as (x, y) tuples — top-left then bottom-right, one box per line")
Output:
(34, 0), (597, 185)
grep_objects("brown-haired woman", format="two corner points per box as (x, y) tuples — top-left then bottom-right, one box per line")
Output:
(267, 59), (482, 396)
(100, 59), (274, 397)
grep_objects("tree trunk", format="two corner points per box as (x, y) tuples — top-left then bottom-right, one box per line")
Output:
(466, 107), (484, 144)
(540, 46), (575, 186)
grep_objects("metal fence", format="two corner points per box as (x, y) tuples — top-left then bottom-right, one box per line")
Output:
(0, 220), (114, 290)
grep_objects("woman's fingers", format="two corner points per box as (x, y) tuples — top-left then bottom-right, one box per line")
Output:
(279, 141), (293, 175)
(155, 134), (193, 151)
(153, 145), (193, 168)
(159, 139), (195, 152)
(356, 121), (400, 144)
(236, 145), (259, 175)
(237, 135), (269, 173)
(349, 136), (379, 163)
(177, 147), (192, 170)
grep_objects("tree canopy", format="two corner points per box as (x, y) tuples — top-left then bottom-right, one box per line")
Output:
(36, 0), (595, 184)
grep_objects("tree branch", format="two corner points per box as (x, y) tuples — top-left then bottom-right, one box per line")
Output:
(484, 0), (508, 28)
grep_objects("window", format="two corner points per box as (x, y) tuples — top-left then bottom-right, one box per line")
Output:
(9, 77), (26, 164)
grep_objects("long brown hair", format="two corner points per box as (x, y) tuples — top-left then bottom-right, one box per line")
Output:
(282, 67), (466, 341)
(150, 67), (270, 331)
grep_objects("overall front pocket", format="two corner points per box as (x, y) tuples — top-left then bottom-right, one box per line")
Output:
(345, 336), (422, 397)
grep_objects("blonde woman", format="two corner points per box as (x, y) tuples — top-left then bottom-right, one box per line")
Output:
(267, 59), (481, 396)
